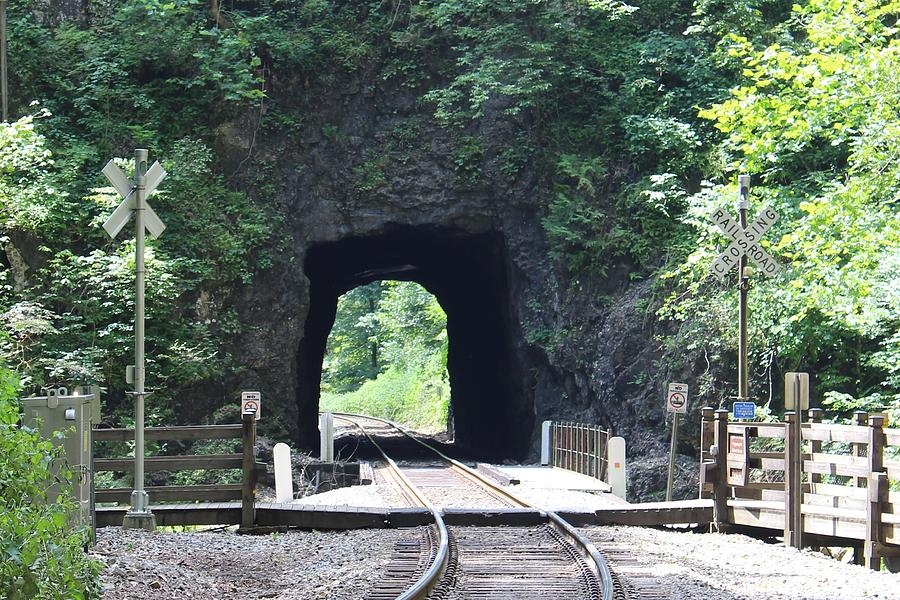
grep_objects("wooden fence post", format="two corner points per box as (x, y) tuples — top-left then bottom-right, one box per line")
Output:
(241, 409), (257, 529)
(807, 408), (823, 484)
(713, 409), (729, 530)
(784, 411), (803, 549)
(853, 411), (869, 488)
(864, 415), (886, 570)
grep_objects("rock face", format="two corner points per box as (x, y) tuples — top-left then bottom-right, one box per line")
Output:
(209, 71), (686, 474)
(28, 4), (701, 497)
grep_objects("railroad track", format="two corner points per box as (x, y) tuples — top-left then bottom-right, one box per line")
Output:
(333, 413), (621, 600)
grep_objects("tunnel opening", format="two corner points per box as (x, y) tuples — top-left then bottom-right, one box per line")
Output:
(319, 280), (451, 434)
(297, 226), (532, 460)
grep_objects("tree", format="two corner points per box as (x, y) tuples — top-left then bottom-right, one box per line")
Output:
(660, 0), (899, 421)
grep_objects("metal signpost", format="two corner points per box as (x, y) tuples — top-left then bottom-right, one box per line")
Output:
(665, 382), (688, 501)
(101, 149), (167, 530)
(709, 175), (780, 405)
(1, 0), (8, 121)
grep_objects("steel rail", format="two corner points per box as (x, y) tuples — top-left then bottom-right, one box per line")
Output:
(330, 412), (614, 600)
(333, 415), (449, 600)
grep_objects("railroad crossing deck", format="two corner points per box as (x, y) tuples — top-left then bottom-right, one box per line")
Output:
(95, 499), (715, 529)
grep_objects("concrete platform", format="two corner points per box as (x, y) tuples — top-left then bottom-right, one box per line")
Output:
(493, 465), (614, 493)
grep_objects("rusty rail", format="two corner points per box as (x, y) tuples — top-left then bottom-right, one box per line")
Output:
(334, 412), (615, 600)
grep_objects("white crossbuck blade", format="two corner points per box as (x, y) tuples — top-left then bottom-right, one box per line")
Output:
(709, 204), (780, 280)
(101, 160), (167, 239)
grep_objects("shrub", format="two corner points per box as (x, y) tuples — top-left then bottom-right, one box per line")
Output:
(0, 364), (101, 599)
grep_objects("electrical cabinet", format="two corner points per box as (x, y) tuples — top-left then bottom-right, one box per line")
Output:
(21, 386), (100, 532)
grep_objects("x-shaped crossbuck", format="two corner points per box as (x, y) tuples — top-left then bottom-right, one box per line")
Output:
(102, 159), (167, 239)
(709, 204), (780, 280)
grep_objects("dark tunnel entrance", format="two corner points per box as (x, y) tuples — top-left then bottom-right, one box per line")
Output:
(296, 226), (533, 459)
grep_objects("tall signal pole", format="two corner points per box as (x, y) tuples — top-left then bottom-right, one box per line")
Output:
(736, 174), (750, 401)
(101, 150), (168, 531)
(1, 0), (8, 121)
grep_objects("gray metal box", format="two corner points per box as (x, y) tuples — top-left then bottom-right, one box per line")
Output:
(21, 386), (100, 531)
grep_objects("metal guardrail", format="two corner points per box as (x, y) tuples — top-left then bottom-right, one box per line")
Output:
(551, 421), (609, 481)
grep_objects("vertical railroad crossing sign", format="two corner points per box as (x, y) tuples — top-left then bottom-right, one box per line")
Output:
(666, 382), (688, 414)
(241, 391), (262, 420)
(102, 158), (167, 239)
(709, 203), (780, 280)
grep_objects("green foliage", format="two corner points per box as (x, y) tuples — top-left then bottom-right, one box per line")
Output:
(0, 362), (101, 599)
(321, 363), (450, 432)
(321, 281), (449, 431)
(2, 0), (896, 443)
(405, 0), (724, 277)
(1, 7), (271, 418)
(659, 0), (899, 419)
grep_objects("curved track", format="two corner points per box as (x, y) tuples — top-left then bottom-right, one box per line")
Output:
(332, 413), (617, 600)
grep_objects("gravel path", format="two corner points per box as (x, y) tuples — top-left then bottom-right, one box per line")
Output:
(93, 527), (409, 600)
(585, 526), (900, 600)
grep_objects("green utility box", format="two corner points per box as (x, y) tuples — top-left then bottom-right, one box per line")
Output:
(21, 386), (101, 532)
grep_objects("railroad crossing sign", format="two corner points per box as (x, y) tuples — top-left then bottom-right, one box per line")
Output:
(241, 391), (261, 420)
(666, 382), (688, 414)
(102, 149), (168, 529)
(709, 204), (780, 280)
(102, 158), (167, 239)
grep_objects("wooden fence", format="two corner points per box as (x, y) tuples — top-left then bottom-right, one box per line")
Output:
(700, 407), (900, 570)
(550, 421), (609, 480)
(93, 411), (265, 527)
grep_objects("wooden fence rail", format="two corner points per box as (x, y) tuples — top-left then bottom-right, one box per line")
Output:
(93, 411), (265, 528)
(550, 421), (609, 481)
(700, 408), (900, 570)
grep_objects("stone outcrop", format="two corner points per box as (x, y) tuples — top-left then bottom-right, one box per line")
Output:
(206, 70), (695, 484)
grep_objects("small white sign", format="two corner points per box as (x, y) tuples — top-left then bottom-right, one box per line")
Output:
(666, 382), (689, 414)
(784, 373), (809, 411)
(241, 390), (261, 420)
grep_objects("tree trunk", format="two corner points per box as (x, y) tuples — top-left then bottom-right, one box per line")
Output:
(210, 0), (227, 29)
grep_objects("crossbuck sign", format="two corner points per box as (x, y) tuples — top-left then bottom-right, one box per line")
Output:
(100, 149), (167, 526)
(709, 204), (780, 280)
(102, 159), (167, 239)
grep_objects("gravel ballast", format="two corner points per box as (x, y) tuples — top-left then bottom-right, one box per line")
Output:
(93, 527), (410, 600)
(586, 526), (900, 600)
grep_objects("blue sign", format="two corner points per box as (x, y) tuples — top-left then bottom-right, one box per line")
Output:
(733, 401), (756, 420)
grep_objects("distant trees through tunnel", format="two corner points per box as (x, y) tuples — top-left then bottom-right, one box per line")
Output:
(319, 280), (451, 433)
(296, 227), (534, 460)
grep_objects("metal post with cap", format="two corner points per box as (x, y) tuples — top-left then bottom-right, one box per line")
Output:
(737, 174), (750, 402)
(101, 149), (167, 531)
(1, 0), (8, 122)
(131, 149), (149, 526)
(708, 175), (781, 405)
